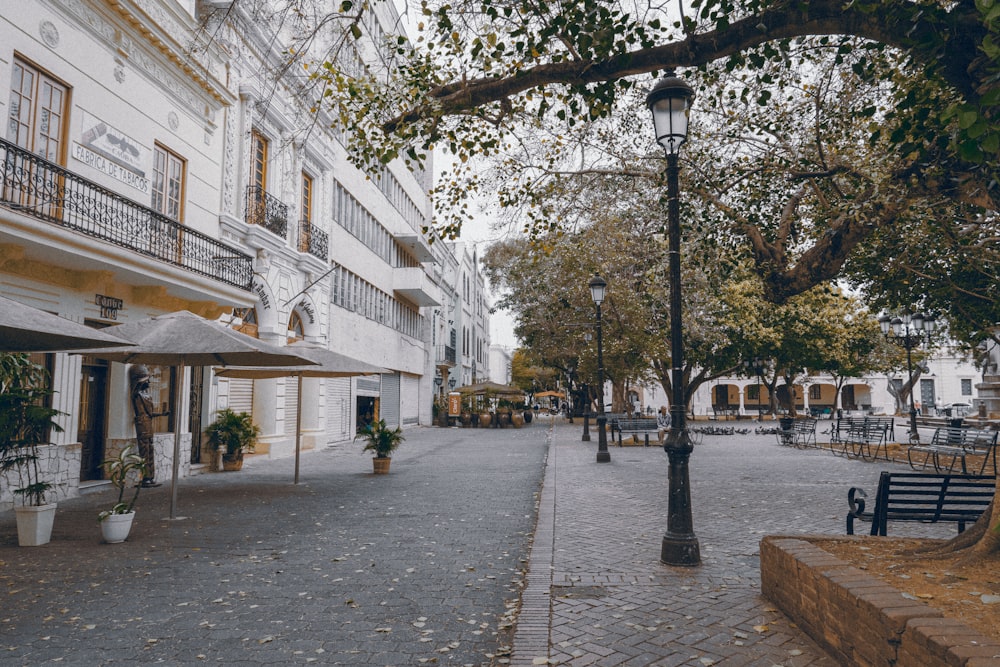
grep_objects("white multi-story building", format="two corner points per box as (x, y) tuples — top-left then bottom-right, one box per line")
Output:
(489, 345), (512, 385)
(0, 0), (483, 503)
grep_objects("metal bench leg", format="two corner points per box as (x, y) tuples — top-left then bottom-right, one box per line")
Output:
(644, 433), (649, 447)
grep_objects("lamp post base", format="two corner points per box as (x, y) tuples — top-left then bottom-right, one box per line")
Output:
(596, 415), (610, 463)
(660, 533), (700, 566)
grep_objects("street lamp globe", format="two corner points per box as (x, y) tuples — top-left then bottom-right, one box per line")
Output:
(589, 274), (607, 307)
(645, 72), (695, 155)
(891, 316), (904, 336)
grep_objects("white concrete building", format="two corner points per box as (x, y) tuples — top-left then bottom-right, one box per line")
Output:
(620, 348), (984, 419)
(489, 345), (512, 385)
(0, 0), (482, 503)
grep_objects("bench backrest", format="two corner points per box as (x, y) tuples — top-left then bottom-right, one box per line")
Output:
(794, 418), (817, 433)
(931, 426), (999, 452)
(839, 416), (894, 440)
(873, 471), (995, 535)
(617, 418), (657, 430)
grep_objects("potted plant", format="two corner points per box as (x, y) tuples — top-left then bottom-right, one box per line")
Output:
(0, 353), (63, 546)
(97, 445), (146, 543)
(356, 419), (404, 474)
(205, 408), (260, 471)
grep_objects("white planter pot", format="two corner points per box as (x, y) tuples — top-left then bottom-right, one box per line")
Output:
(15, 503), (57, 547)
(100, 511), (136, 544)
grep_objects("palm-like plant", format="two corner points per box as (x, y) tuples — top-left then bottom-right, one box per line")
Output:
(356, 419), (404, 459)
(0, 353), (63, 506)
(206, 409), (260, 461)
(98, 446), (146, 521)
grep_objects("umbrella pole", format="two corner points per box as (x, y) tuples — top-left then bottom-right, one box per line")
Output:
(169, 364), (183, 519)
(294, 375), (303, 484)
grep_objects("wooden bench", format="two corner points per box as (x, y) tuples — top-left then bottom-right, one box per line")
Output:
(775, 417), (818, 449)
(612, 417), (659, 446)
(846, 471), (995, 536)
(907, 426), (999, 475)
(833, 416), (895, 461)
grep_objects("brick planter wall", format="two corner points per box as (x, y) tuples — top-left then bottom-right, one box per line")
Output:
(760, 536), (1000, 666)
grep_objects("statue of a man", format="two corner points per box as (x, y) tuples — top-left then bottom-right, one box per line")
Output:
(129, 365), (168, 488)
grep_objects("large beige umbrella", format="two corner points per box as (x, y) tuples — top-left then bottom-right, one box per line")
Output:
(534, 390), (566, 399)
(80, 311), (318, 518)
(215, 340), (388, 483)
(0, 294), (133, 352)
(456, 381), (524, 396)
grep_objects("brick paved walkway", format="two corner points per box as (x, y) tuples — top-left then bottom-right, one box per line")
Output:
(510, 417), (957, 667)
(0, 424), (547, 665)
(0, 416), (954, 665)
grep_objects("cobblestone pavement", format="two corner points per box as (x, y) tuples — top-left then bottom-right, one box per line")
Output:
(511, 417), (957, 667)
(0, 424), (547, 665)
(0, 417), (954, 666)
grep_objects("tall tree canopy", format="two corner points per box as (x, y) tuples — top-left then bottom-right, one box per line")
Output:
(288, 0), (1000, 346)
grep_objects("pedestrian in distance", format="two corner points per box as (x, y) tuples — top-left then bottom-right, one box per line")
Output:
(657, 405), (671, 444)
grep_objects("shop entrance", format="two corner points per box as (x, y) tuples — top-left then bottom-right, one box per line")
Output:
(356, 396), (378, 432)
(78, 357), (108, 481)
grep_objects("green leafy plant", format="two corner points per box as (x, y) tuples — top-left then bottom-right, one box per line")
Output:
(355, 419), (404, 459)
(98, 446), (146, 522)
(0, 353), (63, 507)
(205, 408), (260, 461)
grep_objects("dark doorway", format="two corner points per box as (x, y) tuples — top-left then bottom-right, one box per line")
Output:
(78, 357), (108, 481)
(189, 368), (204, 464)
(356, 396), (377, 432)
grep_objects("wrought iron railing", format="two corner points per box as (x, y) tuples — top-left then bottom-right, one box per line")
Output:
(245, 185), (288, 238)
(0, 138), (252, 290)
(298, 220), (328, 259)
(436, 344), (457, 365)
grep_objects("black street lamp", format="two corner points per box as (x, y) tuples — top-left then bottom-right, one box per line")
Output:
(589, 274), (610, 463)
(582, 334), (593, 441)
(647, 71), (700, 566)
(879, 312), (936, 443)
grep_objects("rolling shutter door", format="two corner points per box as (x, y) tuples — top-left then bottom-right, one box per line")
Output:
(325, 377), (352, 444)
(227, 378), (254, 415)
(283, 377), (299, 438)
(401, 374), (420, 425)
(381, 373), (400, 428)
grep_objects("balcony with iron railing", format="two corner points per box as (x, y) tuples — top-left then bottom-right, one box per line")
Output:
(245, 185), (288, 238)
(298, 220), (328, 260)
(0, 137), (253, 290)
(436, 344), (457, 367)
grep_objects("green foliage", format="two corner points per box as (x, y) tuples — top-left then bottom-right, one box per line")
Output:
(98, 446), (146, 521)
(205, 409), (260, 460)
(355, 419), (404, 458)
(0, 353), (62, 507)
(296, 0), (1000, 327)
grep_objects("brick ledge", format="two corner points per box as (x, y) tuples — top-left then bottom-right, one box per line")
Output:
(760, 536), (1000, 666)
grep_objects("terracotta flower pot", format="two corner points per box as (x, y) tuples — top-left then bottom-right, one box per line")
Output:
(372, 457), (391, 474)
(222, 457), (244, 471)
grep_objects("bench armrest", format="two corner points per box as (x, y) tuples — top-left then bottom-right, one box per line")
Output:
(846, 486), (869, 534)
